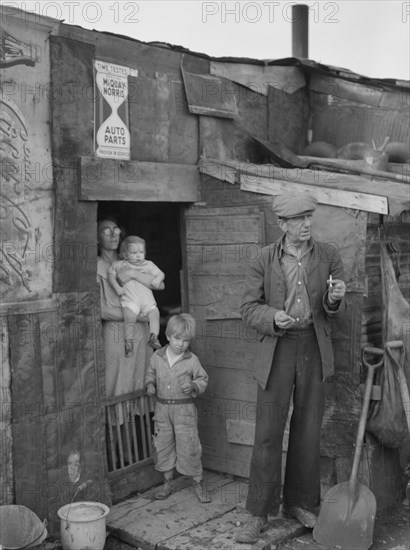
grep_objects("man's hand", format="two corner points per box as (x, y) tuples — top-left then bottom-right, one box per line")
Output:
(327, 278), (346, 304)
(274, 310), (296, 330)
(146, 384), (156, 396)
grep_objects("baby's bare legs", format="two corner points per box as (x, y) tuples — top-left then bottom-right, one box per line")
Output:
(123, 306), (138, 356)
(147, 307), (161, 349)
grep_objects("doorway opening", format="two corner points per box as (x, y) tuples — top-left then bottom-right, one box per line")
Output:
(98, 201), (183, 488)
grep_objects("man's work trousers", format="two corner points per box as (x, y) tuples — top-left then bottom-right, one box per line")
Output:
(246, 327), (325, 516)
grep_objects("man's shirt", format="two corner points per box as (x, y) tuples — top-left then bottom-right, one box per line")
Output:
(279, 237), (313, 328)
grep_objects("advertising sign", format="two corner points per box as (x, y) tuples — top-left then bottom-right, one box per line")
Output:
(94, 60), (138, 159)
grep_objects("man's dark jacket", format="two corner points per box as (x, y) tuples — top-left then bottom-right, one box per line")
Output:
(240, 238), (346, 389)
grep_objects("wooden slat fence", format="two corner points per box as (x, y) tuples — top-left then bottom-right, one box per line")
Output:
(105, 390), (155, 473)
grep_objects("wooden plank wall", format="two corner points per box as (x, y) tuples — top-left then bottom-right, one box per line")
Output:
(4, 294), (109, 532)
(50, 36), (98, 293)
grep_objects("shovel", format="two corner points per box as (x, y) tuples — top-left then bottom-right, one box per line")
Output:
(313, 346), (384, 550)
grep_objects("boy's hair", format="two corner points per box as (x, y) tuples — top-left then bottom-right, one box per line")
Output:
(166, 314), (196, 341)
(120, 235), (146, 257)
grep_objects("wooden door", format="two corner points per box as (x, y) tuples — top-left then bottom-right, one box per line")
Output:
(182, 205), (265, 477)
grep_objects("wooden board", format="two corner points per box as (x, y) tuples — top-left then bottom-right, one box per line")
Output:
(186, 244), (262, 275)
(107, 471), (305, 550)
(184, 206), (264, 318)
(192, 332), (260, 370)
(79, 157), (200, 202)
(188, 275), (243, 319)
(300, 156), (410, 183)
(108, 463), (163, 504)
(240, 174), (388, 214)
(185, 214), (261, 244)
(157, 508), (303, 550)
(50, 36), (99, 293)
(226, 419), (255, 446)
(205, 367), (257, 402)
(107, 472), (242, 549)
(201, 157), (410, 216)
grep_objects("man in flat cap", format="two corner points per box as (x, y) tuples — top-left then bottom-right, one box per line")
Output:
(236, 192), (346, 543)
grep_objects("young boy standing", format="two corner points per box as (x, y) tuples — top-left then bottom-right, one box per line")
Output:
(145, 313), (211, 503)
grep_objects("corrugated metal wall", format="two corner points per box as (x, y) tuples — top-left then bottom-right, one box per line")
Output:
(308, 74), (410, 148)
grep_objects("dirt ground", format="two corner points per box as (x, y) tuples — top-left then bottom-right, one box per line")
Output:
(280, 500), (410, 550)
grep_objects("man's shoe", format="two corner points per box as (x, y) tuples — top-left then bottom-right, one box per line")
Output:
(282, 505), (317, 528)
(235, 515), (269, 544)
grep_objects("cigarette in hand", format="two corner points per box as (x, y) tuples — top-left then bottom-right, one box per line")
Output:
(329, 274), (333, 290)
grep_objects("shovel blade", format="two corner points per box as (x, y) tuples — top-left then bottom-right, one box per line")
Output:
(313, 481), (376, 550)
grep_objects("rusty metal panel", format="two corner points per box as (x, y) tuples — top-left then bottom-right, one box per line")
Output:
(199, 117), (268, 163)
(268, 85), (310, 154)
(182, 62), (238, 119)
(210, 62), (305, 96)
(310, 74), (383, 106)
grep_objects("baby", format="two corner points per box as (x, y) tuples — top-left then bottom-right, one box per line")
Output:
(108, 236), (164, 356)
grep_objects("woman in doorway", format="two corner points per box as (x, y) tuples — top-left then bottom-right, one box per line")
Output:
(97, 216), (165, 468)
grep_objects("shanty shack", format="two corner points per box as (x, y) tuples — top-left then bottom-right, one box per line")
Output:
(1, 5), (409, 536)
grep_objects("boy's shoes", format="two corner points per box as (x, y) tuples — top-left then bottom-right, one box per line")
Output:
(236, 514), (269, 543)
(124, 339), (134, 356)
(155, 479), (174, 500)
(282, 504), (317, 528)
(148, 333), (162, 350)
(194, 481), (211, 503)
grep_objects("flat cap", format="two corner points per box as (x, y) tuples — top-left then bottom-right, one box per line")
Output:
(272, 192), (318, 218)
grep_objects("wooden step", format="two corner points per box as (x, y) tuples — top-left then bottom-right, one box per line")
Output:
(106, 471), (305, 550)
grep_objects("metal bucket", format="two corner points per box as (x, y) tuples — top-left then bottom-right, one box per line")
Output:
(57, 501), (109, 550)
(0, 505), (47, 549)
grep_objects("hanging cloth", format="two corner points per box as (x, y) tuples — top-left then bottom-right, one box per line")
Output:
(366, 241), (410, 448)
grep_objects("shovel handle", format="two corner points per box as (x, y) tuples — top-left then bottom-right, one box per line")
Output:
(362, 346), (385, 369)
(350, 348), (383, 487)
